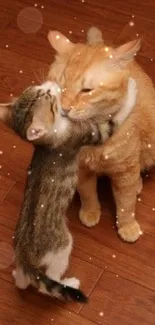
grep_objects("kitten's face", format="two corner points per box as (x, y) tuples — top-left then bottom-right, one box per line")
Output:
(0, 82), (70, 147)
(48, 30), (140, 122)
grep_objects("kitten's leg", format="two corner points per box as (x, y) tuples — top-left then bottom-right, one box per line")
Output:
(61, 277), (80, 289)
(111, 166), (143, 243)
(12, 268), (30, 289)
(41, 234), (80, 291)
(78, 166), (101, 227)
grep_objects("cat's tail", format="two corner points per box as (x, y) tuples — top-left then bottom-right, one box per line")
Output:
(87, 26), (104, 45)
(38, 273), (88, 303)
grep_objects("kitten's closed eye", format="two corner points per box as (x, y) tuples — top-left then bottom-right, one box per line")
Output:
(82, 88), (93, 93)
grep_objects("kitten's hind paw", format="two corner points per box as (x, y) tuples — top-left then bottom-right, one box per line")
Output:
(61, 277), (80, 289)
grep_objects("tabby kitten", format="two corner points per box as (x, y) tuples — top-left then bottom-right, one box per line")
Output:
(0, 81), (101, 302)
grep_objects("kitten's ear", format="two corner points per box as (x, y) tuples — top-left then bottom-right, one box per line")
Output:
(48, 31), (75, 54)
(0, 103), (13, 126)
(26, 119), (47, 141)
(111, 39), (141, 67)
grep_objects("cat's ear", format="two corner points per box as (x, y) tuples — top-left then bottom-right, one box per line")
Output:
(87, 26), (104, 45)
(26, 118), (47, 141)
(111, 39), (141, 67)
(0, 103), (13, 126)
(48, 31), (75, 54)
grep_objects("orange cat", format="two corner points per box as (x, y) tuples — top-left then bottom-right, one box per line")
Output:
(47, 27), (155, 243)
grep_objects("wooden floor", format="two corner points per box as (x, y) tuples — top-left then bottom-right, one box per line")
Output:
(1, 0), (155, 324)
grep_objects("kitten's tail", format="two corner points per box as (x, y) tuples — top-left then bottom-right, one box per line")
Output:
(87, 26), (104, 45)
(27, 267), (88, 303)
(39, 273), (88, 303)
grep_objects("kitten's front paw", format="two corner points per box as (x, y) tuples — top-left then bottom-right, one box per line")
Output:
(62, 277), (80, 289)
(118, 220), (143, 243)
(79, 208), (101, 227)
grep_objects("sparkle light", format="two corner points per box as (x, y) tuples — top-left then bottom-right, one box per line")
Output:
(66, 39), (70, 42)
(151, 58), (154, 61)
(19, 70), (23, 74)
(81, 29), (84, 33)
(33, 222), (36, 226)
(10, 93), (13, 97)
(56, 35), (60, 39)
(131, 212), (135, 217)
(12, 236), (15, 239)
(109, 54), (113, 59)
(34, 3), (38, 7)
(100, 82), (103, 86)
(104, 155), (109, 160)
(121, 208), (124, 212)
(139, 230), (143, 235)
(74, 16), (77, 19)
(129, 21), (135, 27)
(152, 208), (155, 211)
(0, 165), (2, 169)
(105, 47), (109, 52)
(148, 143), (151, 148)
(91, 132), (95, 136)
(109, 114), (112, 118)
(89, 257), (92, 260)
(69, 31), (72, 34)
(28, 170), (31, 175)
(41, 5), (44, 9)
(7, 173), (10, 176)
(13, 145), (16, 148)
(5, 45), (9, 48)
(59, 153), (63, 157)
(127, 132), (130, 136)
(136, 33), (139, 37)
(41, 204), (44, 208)
(0, 151), (3, 155)
(51, 319), (54, 322)
(105, 266), (107, 269)
(132, 15), (135, 18)
(99, 312), (104, 317)
(53, 162), (56, 165)
(37, 276), (40, 280)
(52, 179), (54, 182)
(116, 274), (119, 278)
(32, 81), (35, 84)
(54, 129), (57, 133)
(112, 254), (116, 259)
(137, 197), (141, 202)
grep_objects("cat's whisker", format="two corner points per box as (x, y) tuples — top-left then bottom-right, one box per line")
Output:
(32, 70), (43, 85)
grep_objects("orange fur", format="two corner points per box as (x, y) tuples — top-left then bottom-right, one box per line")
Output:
(47, 28), (155, 242)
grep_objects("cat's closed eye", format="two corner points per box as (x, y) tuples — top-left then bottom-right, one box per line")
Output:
(82, 88), (93, 93)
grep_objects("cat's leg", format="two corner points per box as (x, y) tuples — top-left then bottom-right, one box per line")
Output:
(111, 165), (143, 243)
(12, 268), (30, 289)
(137, 176), (143, 195)
(77, 166), (101, 227)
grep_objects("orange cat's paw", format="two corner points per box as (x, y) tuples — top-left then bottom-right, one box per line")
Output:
(118, 220), (143, 243)
(79, 208), (101, 227)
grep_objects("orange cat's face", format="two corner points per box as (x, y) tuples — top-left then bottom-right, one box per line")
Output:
(48, 30), (140, 122)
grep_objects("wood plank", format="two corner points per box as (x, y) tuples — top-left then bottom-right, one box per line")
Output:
(80, 271), (155, 325)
